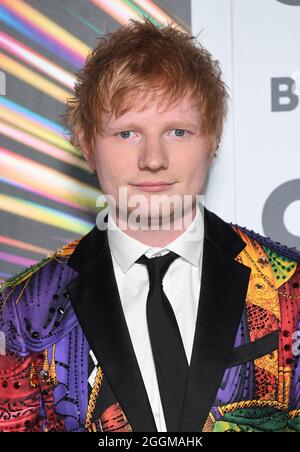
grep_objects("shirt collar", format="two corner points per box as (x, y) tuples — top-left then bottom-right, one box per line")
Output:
(107, 203), (204, 273)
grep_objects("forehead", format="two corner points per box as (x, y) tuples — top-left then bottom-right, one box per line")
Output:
(101, 92), (199, 126)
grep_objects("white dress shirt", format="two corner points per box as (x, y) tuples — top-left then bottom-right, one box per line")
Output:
(106, 204), (204, 432)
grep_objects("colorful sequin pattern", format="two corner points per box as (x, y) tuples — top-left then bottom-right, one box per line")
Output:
(0, 226), (300, 432)
(203, 227), (300, 432)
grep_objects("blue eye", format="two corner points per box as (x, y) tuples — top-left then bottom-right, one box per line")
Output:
(116, 129), (188, 139)
(119, 131), (132, 139)
(173, 129), (187, 137)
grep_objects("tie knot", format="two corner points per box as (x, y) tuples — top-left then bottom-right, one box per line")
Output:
(136, 251), (179, 286)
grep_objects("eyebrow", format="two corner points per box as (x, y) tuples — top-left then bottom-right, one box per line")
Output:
(106, 121), (201, 131)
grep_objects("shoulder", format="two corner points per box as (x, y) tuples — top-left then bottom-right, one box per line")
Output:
(0, 239), (80, 294)
(231, 223), (300, 264)
(0, 238), (81, 356)
(231, 223), (300, 294)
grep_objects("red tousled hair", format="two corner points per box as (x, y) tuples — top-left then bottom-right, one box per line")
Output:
(64, 16), (229, 155)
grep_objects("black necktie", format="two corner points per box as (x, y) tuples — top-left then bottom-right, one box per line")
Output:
(136, 251), (189, 432)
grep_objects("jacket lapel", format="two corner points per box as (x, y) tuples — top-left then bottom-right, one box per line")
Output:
(66, 223), (158, 432)
(178, 208), (251, 431)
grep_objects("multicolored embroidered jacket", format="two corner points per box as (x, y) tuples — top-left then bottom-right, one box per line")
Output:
(0, 207), (300, 432)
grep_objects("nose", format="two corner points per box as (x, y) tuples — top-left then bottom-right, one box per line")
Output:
(138, 135), (169, 171)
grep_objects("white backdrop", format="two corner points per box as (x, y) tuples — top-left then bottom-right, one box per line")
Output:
(192, 0), (300, 249)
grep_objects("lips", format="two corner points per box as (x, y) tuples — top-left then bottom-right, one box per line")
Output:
(132, 182), (175, 192)
(134, 182), (174, 186)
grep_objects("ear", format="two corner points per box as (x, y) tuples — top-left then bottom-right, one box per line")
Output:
(78, 130), (96, 171)
(208, 140), (220, 165)
(208, 149), (216, 166)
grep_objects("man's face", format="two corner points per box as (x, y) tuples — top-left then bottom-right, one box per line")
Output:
(83, 93), (213, 227)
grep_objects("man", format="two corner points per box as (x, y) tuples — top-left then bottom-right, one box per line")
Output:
(0, 17), (300, 433)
